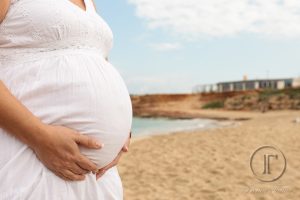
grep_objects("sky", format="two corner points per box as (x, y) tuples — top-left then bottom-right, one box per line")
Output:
(94, 0), (300, 94)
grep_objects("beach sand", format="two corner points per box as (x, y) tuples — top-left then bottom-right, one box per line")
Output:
(118, 110), (300, 200)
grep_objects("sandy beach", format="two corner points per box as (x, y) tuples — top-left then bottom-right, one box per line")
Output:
(118, 110), (300, 200)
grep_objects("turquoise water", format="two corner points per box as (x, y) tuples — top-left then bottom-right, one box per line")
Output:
(131, 117), (219, 137)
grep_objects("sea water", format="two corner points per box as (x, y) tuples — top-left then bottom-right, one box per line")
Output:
(131, 117), (219, 137)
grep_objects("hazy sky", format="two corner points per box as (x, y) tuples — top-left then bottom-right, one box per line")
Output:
(95, 0), (300, 94)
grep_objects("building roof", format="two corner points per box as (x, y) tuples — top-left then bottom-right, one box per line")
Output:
(217, 78), (293, 85)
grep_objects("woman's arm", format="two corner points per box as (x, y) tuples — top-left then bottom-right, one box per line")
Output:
(0, 0), (10, 23)
(0, 80), (102, 180)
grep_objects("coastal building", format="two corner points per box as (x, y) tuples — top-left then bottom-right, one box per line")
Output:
(193, 77), (299, 93)
(217, 78), (294, 92)
(192, 84), (217, 93)
(293, 77), (300, 88)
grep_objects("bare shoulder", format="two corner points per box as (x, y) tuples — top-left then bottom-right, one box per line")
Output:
(0, 0), (10, 24)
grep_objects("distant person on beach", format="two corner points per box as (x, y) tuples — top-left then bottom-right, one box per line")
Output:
(0, 0), (132, 199)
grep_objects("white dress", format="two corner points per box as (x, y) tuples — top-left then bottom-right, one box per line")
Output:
(0, 0), (132, 199)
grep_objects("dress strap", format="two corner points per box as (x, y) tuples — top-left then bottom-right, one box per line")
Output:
(84, 0), (97, 12)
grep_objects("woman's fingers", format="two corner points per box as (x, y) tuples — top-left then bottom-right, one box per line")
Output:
(69, 163), (90, 175)
(121, 145), (129, 152)
(55, 171), (72, 181)
(53, 169), (82, 181)
(76, 155), (98, 173)
(63, 169), (85, 181)
(74, 134), (103, 149)
(96, 169), (106, 179)
(49, 160), (88, 180)
(121, 132), (131, 152)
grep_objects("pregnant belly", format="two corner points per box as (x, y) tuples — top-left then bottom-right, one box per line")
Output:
(2, 55), (132, 168)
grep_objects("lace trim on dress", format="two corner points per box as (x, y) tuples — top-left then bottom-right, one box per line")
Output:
(0, 37), (106, 66)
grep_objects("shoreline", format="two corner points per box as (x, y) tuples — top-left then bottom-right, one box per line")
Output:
(130, 109), (300, 143)
(133, 109), (254, 121)
(130, 117), (240, 144)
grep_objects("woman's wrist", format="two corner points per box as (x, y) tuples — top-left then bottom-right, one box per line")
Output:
(27, 122), (50, 149)
(13, 117), (50, 150)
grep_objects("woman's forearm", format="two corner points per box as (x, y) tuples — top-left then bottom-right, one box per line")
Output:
(0, 80), (46, 148)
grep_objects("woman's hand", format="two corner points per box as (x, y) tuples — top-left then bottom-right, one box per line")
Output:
(96, 132), (131, 179)
(33, 124), (103, 181)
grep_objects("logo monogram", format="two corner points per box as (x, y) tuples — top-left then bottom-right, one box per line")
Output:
(250, 146), (286, 182)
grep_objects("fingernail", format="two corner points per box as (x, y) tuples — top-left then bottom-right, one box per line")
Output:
(96, 142), (103, 148)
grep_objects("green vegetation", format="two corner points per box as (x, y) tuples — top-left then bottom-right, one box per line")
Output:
(202, 100), (224, 109)
(201, 88), (300, 110)
(259, 88), (300, 101)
